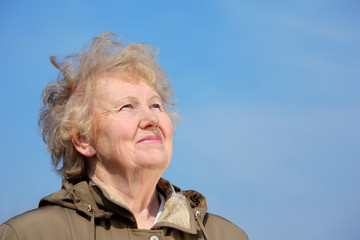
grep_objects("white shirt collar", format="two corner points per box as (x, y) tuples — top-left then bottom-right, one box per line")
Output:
(153, 191), (165, 225)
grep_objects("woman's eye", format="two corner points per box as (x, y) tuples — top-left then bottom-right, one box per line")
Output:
(120, 104), (132, 111)
(150, 104), (161, 110)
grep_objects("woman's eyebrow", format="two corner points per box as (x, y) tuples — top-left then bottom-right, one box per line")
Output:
(109, 95), (161, 109)
(148, 95), (161, 101)
(112, 96), (137, 106)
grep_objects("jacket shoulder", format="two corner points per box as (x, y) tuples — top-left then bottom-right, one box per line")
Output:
(204, 213), (248, 240)
(0, 205), (83, 240)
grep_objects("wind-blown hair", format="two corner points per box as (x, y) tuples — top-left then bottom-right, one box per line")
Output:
(39, 32), (178, 181)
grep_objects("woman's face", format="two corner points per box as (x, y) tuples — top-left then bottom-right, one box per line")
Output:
(86, 72), (173, 175)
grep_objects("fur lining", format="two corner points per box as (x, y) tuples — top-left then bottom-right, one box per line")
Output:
(156, 184), (191, 229)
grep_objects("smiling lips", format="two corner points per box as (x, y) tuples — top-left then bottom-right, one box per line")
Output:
(138, 134), (163, 144)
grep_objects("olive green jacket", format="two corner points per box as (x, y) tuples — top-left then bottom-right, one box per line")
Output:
(0, 178), (248, 240)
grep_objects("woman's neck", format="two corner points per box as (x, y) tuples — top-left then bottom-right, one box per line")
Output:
(88, 163), (161, 229)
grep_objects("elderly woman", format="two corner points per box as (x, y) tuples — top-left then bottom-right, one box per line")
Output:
(0, 32), (248, 240)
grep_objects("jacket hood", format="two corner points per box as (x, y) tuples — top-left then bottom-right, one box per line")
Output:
(39, 178), (208, 234)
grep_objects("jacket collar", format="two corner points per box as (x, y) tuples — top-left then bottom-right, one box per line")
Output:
(39, 178), (207, 235)
(152, 178), (199, 234)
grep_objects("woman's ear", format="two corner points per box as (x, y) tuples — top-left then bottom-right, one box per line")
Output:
(72, 134), (96, 157)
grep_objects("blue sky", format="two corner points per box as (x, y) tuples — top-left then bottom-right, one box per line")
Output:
(0, 1), (359, 239)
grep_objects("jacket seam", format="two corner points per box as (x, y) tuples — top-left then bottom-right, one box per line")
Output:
(3, 223), (20, 240)
(63, 207), (75, 238)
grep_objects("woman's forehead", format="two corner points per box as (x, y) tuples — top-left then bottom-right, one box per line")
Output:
(97, 71), (145, 82)
(93, 75), (159, 102)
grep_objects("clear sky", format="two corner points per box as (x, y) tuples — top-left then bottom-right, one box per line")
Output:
(0, 0), (359, 239)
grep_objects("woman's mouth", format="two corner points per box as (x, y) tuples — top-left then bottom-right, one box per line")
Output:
(138, 134), (163, 144)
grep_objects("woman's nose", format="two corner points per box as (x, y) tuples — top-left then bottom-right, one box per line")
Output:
(139, 107), (160, 129)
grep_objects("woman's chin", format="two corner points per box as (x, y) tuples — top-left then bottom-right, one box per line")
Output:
(135, 153), (171, 171)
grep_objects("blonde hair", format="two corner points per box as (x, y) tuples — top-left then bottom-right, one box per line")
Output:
(39, 32), (178, 180)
